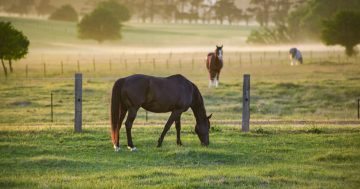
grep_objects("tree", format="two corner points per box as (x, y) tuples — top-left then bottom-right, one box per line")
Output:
(49, 5), (78, 22)
(98, 0), (131, 22)
(189, 0), (203, 23)
(5, 0), (34, 15)
(78, 7), (121, 43)
(248, 0), (273, 27)
(289, 0), (360, 40)
(0, 22), (29, 78)
(321, 11), (360, 57)
(214, 0), (232, 24)
(36, 0), (56, 16)
(160, 1), (177, 23)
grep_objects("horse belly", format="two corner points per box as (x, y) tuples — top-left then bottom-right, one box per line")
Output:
(142, 100), (175, 113)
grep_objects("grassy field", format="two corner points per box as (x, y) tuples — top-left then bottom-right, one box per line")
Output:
(1, 16), (360, 188)
(1, 125), (360, 188)
(1, 54), (360, 125)
(0, 16), (254, 49)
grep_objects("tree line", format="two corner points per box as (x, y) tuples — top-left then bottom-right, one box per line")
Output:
(0, 0), (306, 25)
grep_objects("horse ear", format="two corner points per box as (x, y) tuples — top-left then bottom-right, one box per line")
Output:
(220, 45), (223, 48)
(207, 114), (213, 119)
(216, 45), (219, 48)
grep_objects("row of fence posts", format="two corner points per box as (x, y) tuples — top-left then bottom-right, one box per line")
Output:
(30, 58), (199, 77)
(26, 51), (359, 77)
(62, 73), (251, 133)
(48, 73), (359, 133)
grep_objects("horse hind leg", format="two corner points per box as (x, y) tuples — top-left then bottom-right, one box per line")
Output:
(125, 107), (138, 151)
(175, 118), (182, 146)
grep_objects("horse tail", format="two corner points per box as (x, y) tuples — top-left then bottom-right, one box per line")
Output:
(111, 79), (124, 147)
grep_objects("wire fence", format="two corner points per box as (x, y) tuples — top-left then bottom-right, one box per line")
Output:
(5, 50), (359, 79)
(1, 51), (360, 126)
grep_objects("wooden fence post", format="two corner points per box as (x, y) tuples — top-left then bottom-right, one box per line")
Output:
(153, 58), (156, 70)
(43, 63), (46, 76)
(74, 73), (82, 133)
(242, 74), (250, 132)
(51, 92), (53, 122)
(124, 59), (127, 70)
(93, 58), (96, 72)
(358, 99), (360, 119)
(192, 58), (194, 70)
(146, 111), (148, 122)
(109, 59), (112, 72)
(239, 54), (242, 65)
(25, 64), (28, 78)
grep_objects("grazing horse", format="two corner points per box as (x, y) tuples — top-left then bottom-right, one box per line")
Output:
(206, 45), (223, 87)
(111, 74), (212, 152)
(289, 47), (303, 66)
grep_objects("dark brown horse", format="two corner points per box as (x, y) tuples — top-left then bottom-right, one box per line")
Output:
(206, 45), (223, 87)
(111, 74), (212, 152)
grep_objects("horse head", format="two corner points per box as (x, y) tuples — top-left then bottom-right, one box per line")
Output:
(195, 114), (212, 146)
(215, 45), (223, 60)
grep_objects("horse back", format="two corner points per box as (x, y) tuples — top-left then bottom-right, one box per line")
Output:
(120, 74), (194, 112)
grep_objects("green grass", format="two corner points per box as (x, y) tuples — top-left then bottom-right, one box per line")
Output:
(1, 16), (360, 188)
(1, 60), (360, 125)
(1, 125), (359, 188)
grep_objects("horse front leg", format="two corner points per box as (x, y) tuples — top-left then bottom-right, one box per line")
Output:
(209, 71), (216, 88)
(175, 117), (182, 146)
(125, 107), (139, 151)
(215, 71), (220, 87)
(157, 110), (181, 147)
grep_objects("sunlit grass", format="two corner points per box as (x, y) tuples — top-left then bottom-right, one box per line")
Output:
(0, 125), (359, 188)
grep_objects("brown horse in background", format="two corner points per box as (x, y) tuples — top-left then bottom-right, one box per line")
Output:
(110, 74), (212, 152)
(206, 45), (223, 87)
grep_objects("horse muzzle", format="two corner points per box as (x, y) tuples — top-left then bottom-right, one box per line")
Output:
(201, 141), (209, 147)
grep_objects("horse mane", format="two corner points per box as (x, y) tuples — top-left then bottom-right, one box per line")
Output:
(190, 83), (207, 123)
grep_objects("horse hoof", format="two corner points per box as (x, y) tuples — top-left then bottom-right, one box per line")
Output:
(127, 146), (137, 152)
(114, 146), (120, 152)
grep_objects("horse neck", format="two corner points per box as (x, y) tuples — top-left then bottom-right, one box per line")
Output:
(190, 85), (207, 123)
(214, 54), (222, 65)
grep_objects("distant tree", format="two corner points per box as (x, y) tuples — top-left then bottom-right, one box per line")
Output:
(242, 8), (253, 26)
(49, 5), (78, 22)
(248, 0), (273, 27)
(35, 0), (56, 16)
(214, 0), (231, 24)
(0, 0), (12, 9)
(0, 22), (29, 78)
(321, 11), (360, 57)
(5, 0), (34, 15)
(78, 7), (121, 43)
(271, 0), (291, 27)
(98, 0), (131, 22)
(160, 1), (177, 23)
(189, 0), (203, 23)
(289, 0), (360, 40)
(176, 0), (189, 23)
